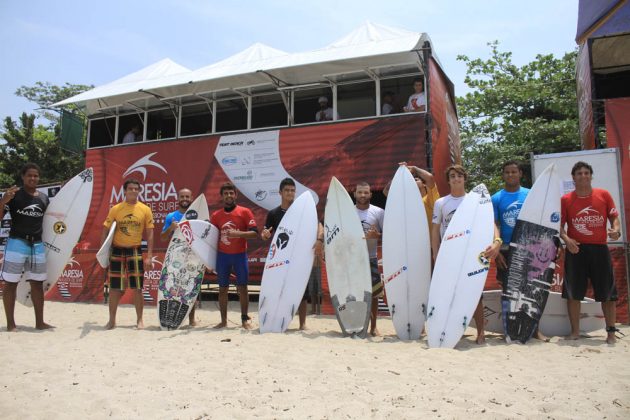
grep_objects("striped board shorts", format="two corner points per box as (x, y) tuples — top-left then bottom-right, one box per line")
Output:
(108, 246), (144, 290)
(370, 258), (384, 298)
(0, 237), (47, 283)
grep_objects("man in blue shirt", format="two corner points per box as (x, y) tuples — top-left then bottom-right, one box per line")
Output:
(492, 161), (547, 341)
(161, 188), (198, 326)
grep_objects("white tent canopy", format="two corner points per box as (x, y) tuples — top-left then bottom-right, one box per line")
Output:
(56, 22), (436, 116)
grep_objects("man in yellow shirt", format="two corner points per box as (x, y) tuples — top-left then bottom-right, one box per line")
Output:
(101, 179), (154, 329)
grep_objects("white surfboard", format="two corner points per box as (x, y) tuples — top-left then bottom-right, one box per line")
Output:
(17, 168), (94, 306)
(324, 177), (372, 337)
(476, 290), (605, 337)
(180, 219), (219, 271)
(157, 194), (209, 330)
(258, 192), (318, 333)
(427, 184), (494, 348)
(382, 166), (432, 340)
(96, 222), (116, 268)
(503, 163), (563, 342)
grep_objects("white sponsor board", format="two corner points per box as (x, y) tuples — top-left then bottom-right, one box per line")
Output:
(214, 130), (318, 210)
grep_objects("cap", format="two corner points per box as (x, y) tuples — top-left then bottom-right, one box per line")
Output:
(318, 96), (328, 103)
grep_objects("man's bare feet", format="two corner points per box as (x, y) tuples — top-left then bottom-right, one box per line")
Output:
(7, 324), (18, 332)
(241, 320), (253, 330)
(370, 328), (381, 337)
(299, 324), (307, 331)
(476, 334), (486, 345)
(105, 321), (116, 330)
(189, 319), (198, 327)
(606, 333), (617, 345)
(213, 321), (227, 329)
(35, 322), (54, 330)
(136, 319), (145, 330)
(534, 331), (550, 342)
(565, 333), (580, 340)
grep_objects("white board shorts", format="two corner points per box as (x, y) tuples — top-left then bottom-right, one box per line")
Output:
(0, 238), (47, 283)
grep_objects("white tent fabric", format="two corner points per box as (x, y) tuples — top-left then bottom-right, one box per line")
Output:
(55, 22), (434, 115)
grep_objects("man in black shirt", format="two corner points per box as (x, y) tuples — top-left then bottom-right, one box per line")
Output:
(260, 178), (313, 330)
(0, 163), (52, 331)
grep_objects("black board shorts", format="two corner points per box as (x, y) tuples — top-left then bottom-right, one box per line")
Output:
(563, 244), (617, 302)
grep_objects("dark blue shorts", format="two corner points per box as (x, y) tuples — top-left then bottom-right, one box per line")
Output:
(216, 252), (249, 287)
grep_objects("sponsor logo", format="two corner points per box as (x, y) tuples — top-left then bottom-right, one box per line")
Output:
(478, 252), (490, 267)
(218, 141), (244, 147)
(144, 256), (164, 284)
(53, 221), (67, 234)
(201, 225), (212, 239)
(57, 257), (84, 294)
(325, 223), (340, 245)
(122, 152), (167, 181)
(179, 221), (194, 245)
(17, 204), (44, 217)
(268, 243), (277, 259)
(265, 260), (289, 269)
(233, 170), (254, 181)
(444, 229), (470, 241)
(467, 267), (489, 277)
(384, 266), (407, 284)
(502, 201), (522, 228)
(571, 206), (605, 236)
(222, 156), (238, 165)
(43, 242), (61, 254)
(550, 212), (560, 223)
(255, 190), (267, 201)
(185, 209), (198, 220)
(276, 232), (290, 250)
(220, 221), (237, 246)
(78, 168), (93, 183)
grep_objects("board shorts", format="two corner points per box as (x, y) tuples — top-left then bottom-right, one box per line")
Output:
(0, 237), (47, 283)
(370, 258), (384, 298)
(301, 263), (321, 303)
(216, 251), (249, 287)
(495, 247), (510, 293)
(108, 246), (144, 290)
(563, 244), (617, 302)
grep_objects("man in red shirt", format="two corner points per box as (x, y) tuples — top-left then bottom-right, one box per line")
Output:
(210, 182), (258, 329)
(560, 161), (622, 344)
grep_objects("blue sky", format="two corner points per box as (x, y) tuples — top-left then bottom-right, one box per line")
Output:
(0, 0), (579, 123)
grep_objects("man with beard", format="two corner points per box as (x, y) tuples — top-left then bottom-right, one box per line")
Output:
(210, 182), (258, 329)
(101, 179), (154, 330)
(354, 182), (385, 336)
(160, 188), (199, 326)
(431, 165), (501, 344)
(0, 163), (52, 331)
(492, 160), (548, 341)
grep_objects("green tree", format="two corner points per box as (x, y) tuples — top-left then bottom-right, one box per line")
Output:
(0, 113), (84, 188)
(457, 42), (580, 192)
(15, 81), (93, 125)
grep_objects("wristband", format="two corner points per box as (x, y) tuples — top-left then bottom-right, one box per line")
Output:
(493, 237), (503, 245)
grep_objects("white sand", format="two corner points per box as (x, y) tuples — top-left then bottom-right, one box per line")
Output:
(1, 301), (629, 419)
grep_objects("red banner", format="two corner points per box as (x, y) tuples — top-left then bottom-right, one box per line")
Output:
(42, 116), (428, 305)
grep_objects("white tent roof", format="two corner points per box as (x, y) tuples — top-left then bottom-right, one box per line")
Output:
(56, 22), (435, 115)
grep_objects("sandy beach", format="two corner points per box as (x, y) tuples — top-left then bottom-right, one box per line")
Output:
(1, 301), (629, 419)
